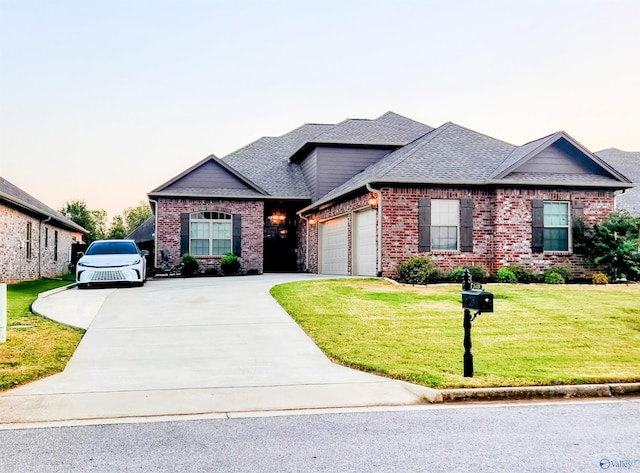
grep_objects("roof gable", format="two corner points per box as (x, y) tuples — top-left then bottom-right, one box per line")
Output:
(492, 132), (630, 183)
(150, 154), (267, 198)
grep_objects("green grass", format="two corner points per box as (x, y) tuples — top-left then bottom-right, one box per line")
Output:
(1, 278), (84, 391)
(271, 279), (640, 389)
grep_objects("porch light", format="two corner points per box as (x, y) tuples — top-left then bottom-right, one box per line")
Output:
(268, 210), (287, 225)
(367, 195), (379, 209)
(308, 217), (317, 225)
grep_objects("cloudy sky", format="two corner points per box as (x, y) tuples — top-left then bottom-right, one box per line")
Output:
(1, 0), (638, 219)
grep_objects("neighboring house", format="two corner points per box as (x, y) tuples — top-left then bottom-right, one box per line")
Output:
(0, 177), (86, 282)
(126, 216), (156, 272)
(149, 112), (632, 279)
(595, 148), (640, 215)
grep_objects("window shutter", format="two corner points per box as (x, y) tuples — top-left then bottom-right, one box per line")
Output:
(180, 213), (189, 256)
(418, 198), (431, 253)
(232, 214), (242, 257)
(572, 200), (584, 220)
(460, 198), (474, 252)
(571, 201), (585, 254)
(531, 200), (544, 253)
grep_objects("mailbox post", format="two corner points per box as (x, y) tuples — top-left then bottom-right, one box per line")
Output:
(461, 269), (493, 377)
(462, 270), (473, 377)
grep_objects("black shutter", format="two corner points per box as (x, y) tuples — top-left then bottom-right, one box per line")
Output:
(418, 198), (431, 253)
(180, 213), (189, 255)
(460, 198), (474, 252)
(531, 200), (544, 253)
(572, 200), (584, 220)
(571, 201), (585, 254)
(232, 214), (242, 257)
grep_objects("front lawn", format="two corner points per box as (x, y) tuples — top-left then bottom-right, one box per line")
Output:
(271, 279), (640, 389)
(1, 278), (84, 391)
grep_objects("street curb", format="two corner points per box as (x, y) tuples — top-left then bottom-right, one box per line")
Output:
(438, 382), (640, 402)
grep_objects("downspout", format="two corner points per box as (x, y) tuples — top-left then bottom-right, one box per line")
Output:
(39, 216), (52, 278)
(297, 213), (310, 272)
(149, 198), (159, 268)
(366, 183), (383, 277)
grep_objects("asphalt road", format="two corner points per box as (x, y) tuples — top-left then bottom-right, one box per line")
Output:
(1, 399), (638, 473)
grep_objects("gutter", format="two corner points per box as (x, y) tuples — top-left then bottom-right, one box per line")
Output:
(366, 183), (383, 277)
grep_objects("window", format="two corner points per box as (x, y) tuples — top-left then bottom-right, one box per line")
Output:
(431, 199), (459, 251)
(543, 202), (570, 251)
(54, 230), (59, 261)
(26, 222), (32, 259)
(190, 212), (232, 256)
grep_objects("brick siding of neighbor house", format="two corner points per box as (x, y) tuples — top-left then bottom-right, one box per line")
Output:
(0, 204), (82, 282)
(156, 198), (264, 273)
(301, 187), (616, 279)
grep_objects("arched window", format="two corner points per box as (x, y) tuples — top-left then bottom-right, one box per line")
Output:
(189, 211), (232, 256)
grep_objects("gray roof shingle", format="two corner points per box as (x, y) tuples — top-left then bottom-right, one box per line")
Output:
(596, 148), (640, 215)
(0, 176), (87, 233)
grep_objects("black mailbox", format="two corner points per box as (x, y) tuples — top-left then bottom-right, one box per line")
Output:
(462, 290), (494, 313)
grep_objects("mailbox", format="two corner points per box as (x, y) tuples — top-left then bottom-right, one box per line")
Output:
(462, 290), (494, 313)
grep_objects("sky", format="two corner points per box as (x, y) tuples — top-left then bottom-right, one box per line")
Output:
(1, 0), (639, 221)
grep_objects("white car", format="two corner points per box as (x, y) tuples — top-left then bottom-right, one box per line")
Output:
(76, 239), (148, 288)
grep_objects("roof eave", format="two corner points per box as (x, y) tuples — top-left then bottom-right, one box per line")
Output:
(0, 191), (88, 233)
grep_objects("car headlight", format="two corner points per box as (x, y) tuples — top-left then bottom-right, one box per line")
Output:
(78, 261), (88, 267)
(131, 258), (141, 265)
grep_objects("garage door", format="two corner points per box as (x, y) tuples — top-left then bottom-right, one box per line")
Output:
(320, 216), (348, 275)
(353, 209), (377, 276)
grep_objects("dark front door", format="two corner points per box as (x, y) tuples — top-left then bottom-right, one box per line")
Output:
(263, 223), (297, 272)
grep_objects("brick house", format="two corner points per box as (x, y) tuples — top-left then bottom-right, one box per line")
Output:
(148, 112), (632, 278)
(1, 177), (86, 282)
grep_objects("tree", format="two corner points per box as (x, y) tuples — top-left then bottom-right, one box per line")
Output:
(107, 215), (127, 239)
(123, 201), (152, 235)
(573, 210), (640, 280)
(60, 200), (106, 243)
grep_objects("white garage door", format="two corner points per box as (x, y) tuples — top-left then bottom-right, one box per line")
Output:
(320, 216), (349, 275)
(353, 209), (377, 276)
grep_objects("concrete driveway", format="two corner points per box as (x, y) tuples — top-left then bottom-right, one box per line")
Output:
(0, 275), (437, 425)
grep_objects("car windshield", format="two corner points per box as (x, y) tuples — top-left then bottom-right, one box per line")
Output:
(86, 241), (138, 255)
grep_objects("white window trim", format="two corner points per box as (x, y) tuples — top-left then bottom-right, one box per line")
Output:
(431, 199), (460, 252)
(189, 211), (233, 257)
(543, 201), (571, 253)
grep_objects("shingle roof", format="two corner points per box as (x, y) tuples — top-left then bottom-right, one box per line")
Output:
(222, 124), (333, 197)
(126, 216), (155, 243)
(0, 176), (87, 233)
(596, 148), (640, 215)
(289, 112), (433, 162)
(304, 123), (632, 211)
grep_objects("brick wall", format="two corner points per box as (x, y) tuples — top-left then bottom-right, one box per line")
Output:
(0, 203), (82, 282)
(300, 186), (617, 279)
(156, 198), (264, 273)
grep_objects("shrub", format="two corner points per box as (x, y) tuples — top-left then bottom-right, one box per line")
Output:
(496, 267), (517, 283)
(573, 210), (640, 280)
(507, 263), (540, 283)
(591, 272), (608, 285)
(544, 271), (565, 284)
(220, 253), (241, 275)
(247, 268), (261, 275)
(544, 264), (574, 282)
(396, 256), (443, 285)
(204, 267), (219, 276)
(448, 265), (489, 283)
(181, 254), (199, 276)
